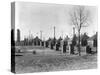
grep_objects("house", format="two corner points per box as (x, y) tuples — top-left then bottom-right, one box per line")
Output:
(63, 36), (71, 45)
(87, 32), (97, 47)
(72, 33), (89, 46)
(33, 36), (42, 46)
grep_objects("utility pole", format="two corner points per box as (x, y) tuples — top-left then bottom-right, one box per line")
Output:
(40, 30), (43, 40)
(54, 26), (56, 45)
(54, 26), (55, 39)
(61, 31), (63, 39)
(29, 30), (31, 40)
(73, 27), (75, 36)
(17, 29), (20, 42)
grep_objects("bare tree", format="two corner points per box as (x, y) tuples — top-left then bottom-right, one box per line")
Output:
(69, 6), (91, 56)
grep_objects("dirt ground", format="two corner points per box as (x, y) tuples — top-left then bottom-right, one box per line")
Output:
(15, 46), (97, 74)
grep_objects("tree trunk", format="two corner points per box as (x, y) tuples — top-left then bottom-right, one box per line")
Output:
(78, 30), (81, 56)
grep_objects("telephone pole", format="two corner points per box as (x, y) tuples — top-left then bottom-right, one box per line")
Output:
(54, 26), (56, 45)
(61, 31), (63, 39)
(40, 30), (43, 40)
(73, 27), (75, 36)
(54, 26), (55, 39)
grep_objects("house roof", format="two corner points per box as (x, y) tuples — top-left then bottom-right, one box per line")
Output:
(57, 37), (63, 42)
(74, 33), (89, 41)
(88, 33), (97, 41)
(33, 36), (42, 41)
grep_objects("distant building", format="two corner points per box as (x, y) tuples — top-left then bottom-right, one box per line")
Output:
(57, 37), (62, 43)
(88, 32), (97, 47)
(46, 37), (52, 42)
(63, 36), (71, 45)
(33, 36), (42, 46)
(81, 33), (89, 46)
(17, 29), (20, 42)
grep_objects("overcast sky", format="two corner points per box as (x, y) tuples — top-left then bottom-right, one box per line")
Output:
(15, 2), (97, 40)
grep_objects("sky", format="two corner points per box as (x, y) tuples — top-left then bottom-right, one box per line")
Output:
(15, 2), (98, 41)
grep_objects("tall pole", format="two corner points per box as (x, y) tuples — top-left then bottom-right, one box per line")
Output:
(73, 27), (75, 36)
(54, 26), (56, 45)
(40, 30), (42, 40)
(61, 31), (63, 39)
(29, 30), (31, 40)
(17, 29), (20, 42)
(54, 26), (55, 39)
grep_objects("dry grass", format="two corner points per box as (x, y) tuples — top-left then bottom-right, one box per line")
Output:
(15, 46), (97, 74)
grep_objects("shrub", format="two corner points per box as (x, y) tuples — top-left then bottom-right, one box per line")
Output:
(33, 51), (36, 54)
